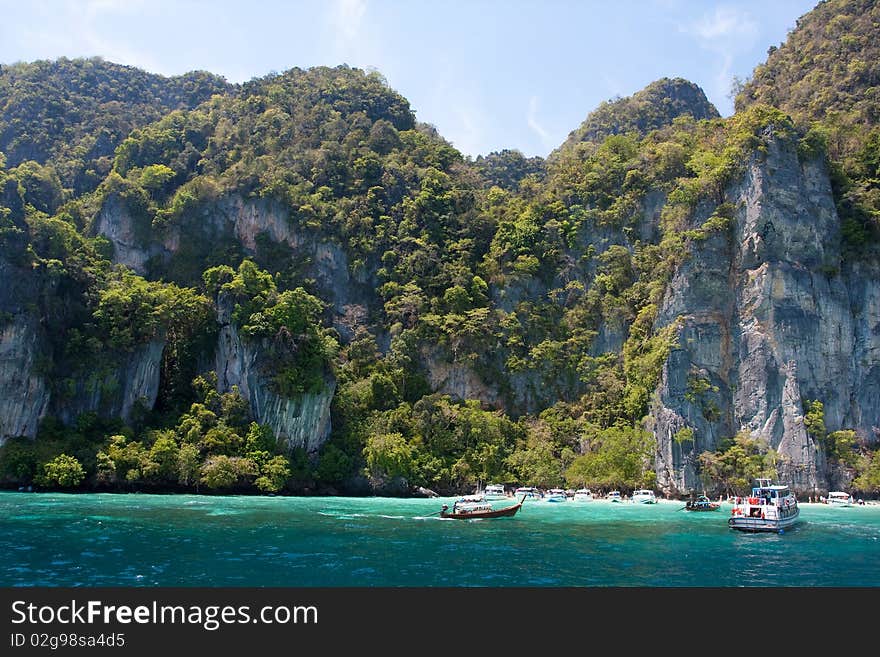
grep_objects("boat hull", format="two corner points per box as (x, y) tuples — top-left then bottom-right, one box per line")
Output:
(728, 508), (800, 532)
(440, 502), (523, 520)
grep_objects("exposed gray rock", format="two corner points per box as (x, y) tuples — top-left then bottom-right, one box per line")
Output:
(53, 339), (165, 426)
(215, 294), (334, 454)
(93, 196), (161, 274)
(652, 132), (873, 495)
(94, 193), (376, 341)
(0, 318), (50, 442)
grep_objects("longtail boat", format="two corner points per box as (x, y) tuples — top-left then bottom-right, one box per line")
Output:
(439, 496), (525, 520)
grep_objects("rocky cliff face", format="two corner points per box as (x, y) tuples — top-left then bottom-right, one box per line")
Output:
(0, 317), (50, 441)
(87, 194), (343, 454)
(96, 194), (375, 342)
(79, 122), (880, 491)
(0, 321), (165, 443)
(214, 294), (334, 454)
(52, 339), (165, 426)
(652, 129), (878, 495)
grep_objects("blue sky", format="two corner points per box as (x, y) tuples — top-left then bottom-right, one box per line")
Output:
(0, 0), (818, 158)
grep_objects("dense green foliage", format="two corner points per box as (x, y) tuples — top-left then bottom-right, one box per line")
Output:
(204, 260), (338, 395)
(697, 432), (779, 496)
(3, 5), (880, 497)
(553, 78), (720, 157)
(737, 0), (879, 127)
(0, 57), (228, 195)
(737, 0), (880, 249)
(473, 149), (546, 191)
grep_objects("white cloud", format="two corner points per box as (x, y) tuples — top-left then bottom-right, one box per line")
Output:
(527, 96), (552, 149)
(330, 0), (368, 55)
(679, 6), (759, 114)
(686, 6), (758, 44)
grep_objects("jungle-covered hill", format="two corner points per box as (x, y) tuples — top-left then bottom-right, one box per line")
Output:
(1, 0), (879, 498)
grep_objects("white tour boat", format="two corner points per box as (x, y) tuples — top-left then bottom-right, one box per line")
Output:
(544, 488), (567, 502)
(573, 488), (593, 502)
(728, 479), (800, 532)
(606, 491), (622, 502)
(513, 486), (542, 501)
(481, 483), (507, 500)
(826, 491), (854, 507)
(631, 489), (657, 504)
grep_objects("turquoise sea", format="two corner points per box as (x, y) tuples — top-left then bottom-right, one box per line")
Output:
(2, 492), (879, 587)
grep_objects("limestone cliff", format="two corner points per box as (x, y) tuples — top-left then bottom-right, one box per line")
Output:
(214, 294), (334, 454)
(652, 129), (877, 495)
(0, 317), (50, 441)
(95, 194), (375, 343)
(52, 339), (165, 426)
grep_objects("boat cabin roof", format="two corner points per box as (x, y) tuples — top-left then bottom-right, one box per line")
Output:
(828, 491), (851, 498)
(751, 485), (789, 495)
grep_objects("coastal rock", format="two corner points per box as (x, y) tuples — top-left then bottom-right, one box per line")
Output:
(54, 339), (166, 426)
(93, 195), (160, 275)
(0, 318), (50, 442)
(652, 132), (872, 495)
(215, 295), (334, 454)
(94, 193), (376, 341)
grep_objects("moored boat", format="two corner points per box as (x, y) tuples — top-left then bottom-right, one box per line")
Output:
(440, 497), (524, 520)
(825, 491), (853, 507)
(684, 495), (720, 512)
(544, 488), (567, 502)
(606, 491), (622, 502)
(632, 489), (657, 504)
(573, 488), (593, 502)
(728, 479), (800, 532)
(514, 486), (542, 501)
(481, 483), (507, 500)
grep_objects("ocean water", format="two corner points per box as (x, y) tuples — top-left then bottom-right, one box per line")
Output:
(2, 492), (879, 587)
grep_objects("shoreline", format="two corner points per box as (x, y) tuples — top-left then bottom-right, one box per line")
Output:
(3, 487), (878, 505)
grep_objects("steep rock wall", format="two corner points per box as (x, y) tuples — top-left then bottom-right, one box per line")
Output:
(0, 318), (50, 441)
(652, 132), (876, 495)
(214, 295), (334, 454)
(52, 340), (165, 426)
(95, 194), (374, 342)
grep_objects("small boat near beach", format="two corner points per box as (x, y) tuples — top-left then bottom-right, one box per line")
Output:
(606, 491), (622, 502)
(544, 488), (567, 502)
(632, 489), (657, 504)
(480, 483), (507, 500)
(825, 491), (854, 507)
(440, 497), (524, 520)
(684, 495), (720, 512)
(514, 486), (542, 500)
(573, 488), (593, 502)
(728, 479), (800, 533)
